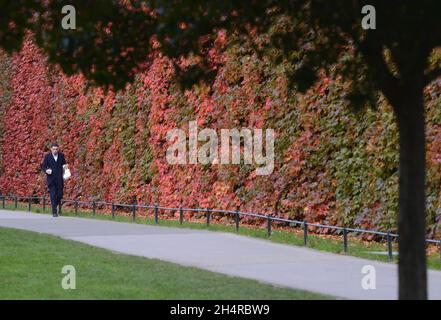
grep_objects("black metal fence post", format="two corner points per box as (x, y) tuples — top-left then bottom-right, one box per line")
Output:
(28, 196), (31, 211)
(2, 196), (5, 209)
(267, 215), (272, 236)
(387, 231), (393, 262)
(343, 228), (348, 254)
(303, 221), (308, 246)
(438, 240), (441, 263)
(439, 240), (441, 266)
(74, 201), (78, 215)
(14, 196), (17, 209)
(111, 202), (115, 220)
(179, 207), (183, 225)
(154, 205), (158, 224)
(132, 203), (136, 222)
(206, 208), (211, 227)
(235, 210), (240, 232)
(42, 197), (46, 212)
(92, 201), (96, 215)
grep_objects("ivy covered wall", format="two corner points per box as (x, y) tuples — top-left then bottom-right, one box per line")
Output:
(0, 37), (440, 237)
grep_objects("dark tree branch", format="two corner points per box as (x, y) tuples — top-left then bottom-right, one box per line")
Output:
(424, 67), (441, 86)
(357, 36), (400, 109)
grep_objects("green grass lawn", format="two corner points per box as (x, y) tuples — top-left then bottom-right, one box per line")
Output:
(2, 200), (441, 271)
(0, 226), (331, 300)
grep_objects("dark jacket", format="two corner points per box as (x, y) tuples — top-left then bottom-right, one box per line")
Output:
(40, 152), (66, 189)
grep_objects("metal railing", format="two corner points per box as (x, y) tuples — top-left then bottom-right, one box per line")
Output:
(1, 194), (440, 263)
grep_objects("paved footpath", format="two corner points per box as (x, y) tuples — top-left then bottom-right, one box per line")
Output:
(1, 210), (441, 300)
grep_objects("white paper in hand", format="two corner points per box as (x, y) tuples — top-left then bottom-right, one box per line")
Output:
(63, 168), (71, 180)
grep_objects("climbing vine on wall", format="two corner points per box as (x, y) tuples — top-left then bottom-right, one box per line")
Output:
(0, 34), (440, 237)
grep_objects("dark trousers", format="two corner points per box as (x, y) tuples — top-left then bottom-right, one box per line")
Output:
(49, 185), (63, 214)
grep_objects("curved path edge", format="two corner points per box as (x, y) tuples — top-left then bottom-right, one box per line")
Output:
(1, 210), (441, 300)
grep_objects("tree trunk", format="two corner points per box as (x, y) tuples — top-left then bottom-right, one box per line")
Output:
(395, 82), (427, 300)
